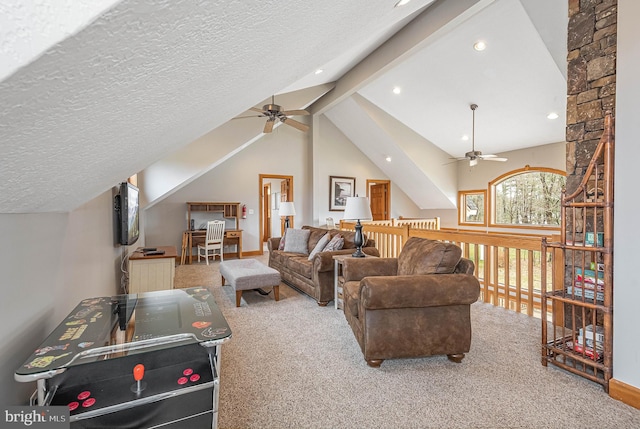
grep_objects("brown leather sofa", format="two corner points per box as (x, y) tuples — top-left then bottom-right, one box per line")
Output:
(267, 226), (379, 306)
(341, 237), (480, 367)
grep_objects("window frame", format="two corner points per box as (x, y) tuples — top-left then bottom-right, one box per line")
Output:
(458, 189), (487, 226)
(488, 166), (566, 230)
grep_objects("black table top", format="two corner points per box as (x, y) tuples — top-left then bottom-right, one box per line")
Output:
(15, 288), (231, 381)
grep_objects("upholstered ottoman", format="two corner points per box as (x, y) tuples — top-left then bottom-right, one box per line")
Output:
(219, 259), (281, 307)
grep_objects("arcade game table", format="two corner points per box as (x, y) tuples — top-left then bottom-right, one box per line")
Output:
(15, 288), (231, 429)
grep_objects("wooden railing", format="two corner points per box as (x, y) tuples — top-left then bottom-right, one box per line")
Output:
(340, 221), (557, 317)
(360, 217), (440, 230)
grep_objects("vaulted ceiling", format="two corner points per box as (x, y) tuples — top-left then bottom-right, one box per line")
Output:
(0, 0), (567, 213)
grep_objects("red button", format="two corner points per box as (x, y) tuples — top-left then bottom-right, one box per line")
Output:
(68, 402), (79, 411)
(177, 377), (188, 385)
(190, 374), (200, 382)
(183, 368), (193, 376)
(77, 391), (91, 400)
(82, 398), (96, 408)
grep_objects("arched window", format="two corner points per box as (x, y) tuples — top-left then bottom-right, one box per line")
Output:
(489, 166), (566, 228)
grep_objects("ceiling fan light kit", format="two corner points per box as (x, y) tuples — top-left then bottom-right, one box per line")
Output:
(236, 95), (310, 133)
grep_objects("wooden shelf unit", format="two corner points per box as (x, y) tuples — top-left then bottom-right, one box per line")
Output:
(187, 202), (240, 230)
(541, 115), (614, 391)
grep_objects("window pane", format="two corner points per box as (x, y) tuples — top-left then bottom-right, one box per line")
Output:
(464, 193), (484, 223)
(494, 171), (565, 226)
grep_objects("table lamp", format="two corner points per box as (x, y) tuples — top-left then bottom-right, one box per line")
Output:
(279, 202), (296, 229)
(343, 196), (373, 257)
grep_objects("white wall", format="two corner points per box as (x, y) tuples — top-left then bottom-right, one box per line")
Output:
(312, 115), (422, 224)
(0, 189), (140, 405)
(613, 0), (640, 391)
(145, 124), (312, 254)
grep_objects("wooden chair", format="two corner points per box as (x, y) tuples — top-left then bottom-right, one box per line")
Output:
(198, 221), (225, 264)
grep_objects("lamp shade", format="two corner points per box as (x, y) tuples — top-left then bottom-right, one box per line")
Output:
(279, 201), (296, 217)
(343, 197), (372, 220)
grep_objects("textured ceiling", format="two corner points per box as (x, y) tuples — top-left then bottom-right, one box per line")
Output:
(0, 0), (567, 213)
(0, 0), (434, 213)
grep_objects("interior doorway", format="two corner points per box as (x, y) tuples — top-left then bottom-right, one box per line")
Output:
(366, 179), (390, 221)
(259, 174), (293, 254)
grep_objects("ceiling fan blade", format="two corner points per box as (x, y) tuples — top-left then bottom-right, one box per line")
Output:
(281, 118), (309, 132)
(263, 119), (275, 133)
(281, 109), (310, 116)
(482, 157), (508, 162)
(232, 115), (264, 119)
(443, 159), (465, 165)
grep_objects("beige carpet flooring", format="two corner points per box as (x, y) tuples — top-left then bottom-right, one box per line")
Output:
(175, 256), (640, 429)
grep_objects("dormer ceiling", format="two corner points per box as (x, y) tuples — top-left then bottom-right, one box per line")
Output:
(0, 0), (567, 213)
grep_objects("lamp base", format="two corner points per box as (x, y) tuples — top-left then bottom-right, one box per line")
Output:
(352, 220), (365, 257)
(352, 248), (366, 258)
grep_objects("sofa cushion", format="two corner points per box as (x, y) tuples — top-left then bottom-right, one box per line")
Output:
(307, 228), (331, 254)
(332, 229), (366, 249)
(308, 232), (331, 261)
(397, 237), (462, 275)
(323, 234), (344, 251)
(283, 228), (310, 254)
(286, 256), (313, 279)
(278, 230), (287, 250)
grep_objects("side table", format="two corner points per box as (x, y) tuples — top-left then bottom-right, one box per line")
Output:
(333, 253), (376, 310)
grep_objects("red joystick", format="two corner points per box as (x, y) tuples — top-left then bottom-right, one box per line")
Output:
(134, 364), (144, 381)
(131, 363), (147, 394)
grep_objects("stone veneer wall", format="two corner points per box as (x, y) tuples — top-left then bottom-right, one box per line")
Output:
(566, 0), (617, 191)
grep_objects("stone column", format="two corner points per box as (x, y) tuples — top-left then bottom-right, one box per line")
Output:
(566, 0), (617, 189)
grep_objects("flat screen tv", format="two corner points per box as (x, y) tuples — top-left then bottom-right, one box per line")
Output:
(115, 182), (140, 246)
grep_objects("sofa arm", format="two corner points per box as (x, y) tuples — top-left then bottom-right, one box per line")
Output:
(360, 274), (480, 310)
(267, 237), (281, 253)
(342, 258), (398, 282)
(312, 247), (380, 273)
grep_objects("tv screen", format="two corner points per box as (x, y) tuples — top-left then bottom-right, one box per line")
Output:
(116, 182), (140, 246)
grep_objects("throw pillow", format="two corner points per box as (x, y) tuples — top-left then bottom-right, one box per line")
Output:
(278, 229), (287, 250)
(308, 232), (331, 261)
(283, 228), (311, 255)
(322, 234), (344, 252)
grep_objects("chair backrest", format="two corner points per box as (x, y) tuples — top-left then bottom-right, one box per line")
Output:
(397, 237), (462, 276)
(205, 220), (225, 243)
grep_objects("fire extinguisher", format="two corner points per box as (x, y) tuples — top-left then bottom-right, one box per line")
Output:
(242, 204), (247, 219)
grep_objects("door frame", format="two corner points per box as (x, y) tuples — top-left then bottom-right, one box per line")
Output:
(366, 179), (391, 220)
(259, 174), (293, 255)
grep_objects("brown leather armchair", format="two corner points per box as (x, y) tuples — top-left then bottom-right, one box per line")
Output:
(341, 237), (480, 367)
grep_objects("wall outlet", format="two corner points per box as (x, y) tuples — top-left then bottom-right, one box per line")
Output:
(248, 209), (254, 215)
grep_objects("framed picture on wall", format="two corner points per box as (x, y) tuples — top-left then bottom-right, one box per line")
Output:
(329, 176), (356, 211)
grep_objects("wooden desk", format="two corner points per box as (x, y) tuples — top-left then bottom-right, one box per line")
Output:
(183, 230), (243, 264)
(128, 246), (177, 293)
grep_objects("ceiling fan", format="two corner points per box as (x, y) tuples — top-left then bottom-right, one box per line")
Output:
(452, 103), (508, 167)
(234, 95), (310, 133)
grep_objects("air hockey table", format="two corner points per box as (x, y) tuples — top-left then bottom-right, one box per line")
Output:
(15, 288), (231, 428)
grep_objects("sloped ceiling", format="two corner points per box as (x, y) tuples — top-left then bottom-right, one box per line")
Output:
(0, 0), (567, 213)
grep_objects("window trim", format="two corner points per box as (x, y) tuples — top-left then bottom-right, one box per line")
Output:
(458, 189), (487, 226)
(488, 166), (566, 230)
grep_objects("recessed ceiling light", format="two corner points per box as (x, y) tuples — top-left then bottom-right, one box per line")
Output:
(392, 86), (401, 95)
(385, 156), (392, 162)
(547, 112), (559, 119)
(462, 135), (469, 141)
(315, 69), (323, 75)
(394, 0), (411, 7)
(473, 41), (487, 51)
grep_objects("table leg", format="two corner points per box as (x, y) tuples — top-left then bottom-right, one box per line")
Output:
(334, 259), (339, 310)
